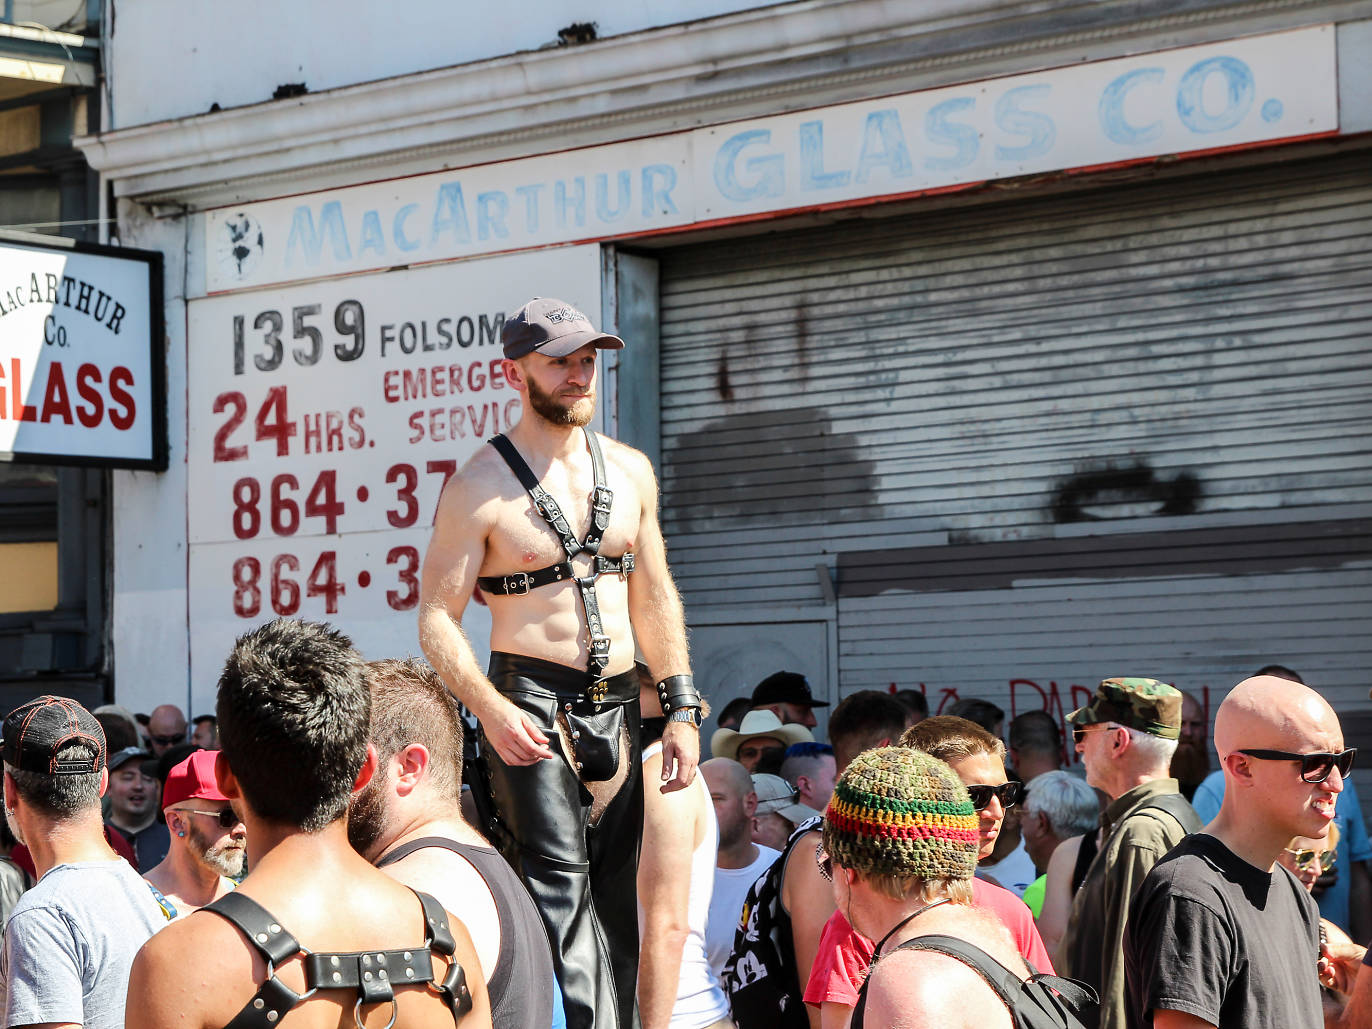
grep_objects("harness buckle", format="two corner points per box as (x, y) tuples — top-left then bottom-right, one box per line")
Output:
(592, 485), (613, 518)
(503, 573), (532, 596)
(621, 552), (635, 575)
(589, 634), (611, 657)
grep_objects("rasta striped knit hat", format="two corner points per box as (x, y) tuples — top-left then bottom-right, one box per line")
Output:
(823, 746), (979, 882)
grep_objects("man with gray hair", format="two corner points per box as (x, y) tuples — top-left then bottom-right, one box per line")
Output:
(1059, 678), (1201, 1029)
(1019, 771), (1101, 917)
(0, 696), (168, 1028)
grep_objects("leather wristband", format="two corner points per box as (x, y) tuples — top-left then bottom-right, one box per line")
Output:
(656, 674), (702, 716)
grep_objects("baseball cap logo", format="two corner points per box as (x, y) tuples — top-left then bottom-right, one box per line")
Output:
(502, 297), (625, 360)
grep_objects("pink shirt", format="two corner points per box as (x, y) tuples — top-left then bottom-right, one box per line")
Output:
(803, 878), (1055, 1007)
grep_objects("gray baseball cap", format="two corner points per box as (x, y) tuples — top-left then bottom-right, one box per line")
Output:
(501, 298), (625, 359)
(752, 773), (821, 824)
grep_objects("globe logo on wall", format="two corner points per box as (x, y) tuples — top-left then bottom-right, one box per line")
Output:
(216, 213), (264, 279)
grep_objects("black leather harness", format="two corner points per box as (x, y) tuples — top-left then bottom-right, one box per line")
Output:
(204, 889), (473, 1029)
(477, 428), (634, 682)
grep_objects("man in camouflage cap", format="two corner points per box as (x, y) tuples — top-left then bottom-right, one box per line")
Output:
(1059, 678), (1202, 1029)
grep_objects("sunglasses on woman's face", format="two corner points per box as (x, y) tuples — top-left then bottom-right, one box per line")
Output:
(1237, 747), (1356, 784)
(964, 781), (1023, 812)
(1284, 847), (1336, 873)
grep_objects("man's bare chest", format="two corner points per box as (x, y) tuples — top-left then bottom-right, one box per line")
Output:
(486, 458), (640, 570)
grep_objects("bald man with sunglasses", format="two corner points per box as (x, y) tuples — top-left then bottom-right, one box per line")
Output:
(1124, 674), (1350, 1029)
(1059, 678), (1202, 1029)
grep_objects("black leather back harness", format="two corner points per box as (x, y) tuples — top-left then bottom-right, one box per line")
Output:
(203, 889), (473, 1029)
(477, 428), (635, 683)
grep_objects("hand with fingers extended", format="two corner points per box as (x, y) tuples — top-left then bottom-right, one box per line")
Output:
(482, 696), (556, 766)
(657, 720), (700, 793)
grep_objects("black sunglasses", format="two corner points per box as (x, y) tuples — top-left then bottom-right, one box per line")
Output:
(182, 807), (241, 829)
(1236, 748), (1356, 784)
(965, 781), (1023, 811)
(150, 733), (186, 746)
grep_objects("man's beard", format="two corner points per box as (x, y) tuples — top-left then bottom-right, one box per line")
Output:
(717, 811), (752, 851)
(526, 374), (594, 427)
(346, 773), (389, 859)
(1170, 741), (1211, 788)
(188, 822), (245, 879)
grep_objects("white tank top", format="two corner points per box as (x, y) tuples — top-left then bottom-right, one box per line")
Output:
(640, 741), (732, 1029)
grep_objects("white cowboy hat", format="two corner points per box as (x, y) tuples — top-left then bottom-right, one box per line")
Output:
(710, 709), (814, 761)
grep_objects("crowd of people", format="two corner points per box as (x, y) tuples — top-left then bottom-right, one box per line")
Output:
(1, 300), (1368, 1029)
(1, 655), (1369, 1029)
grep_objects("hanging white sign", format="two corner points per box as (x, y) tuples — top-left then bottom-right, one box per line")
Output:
(0, 235), (165, 468)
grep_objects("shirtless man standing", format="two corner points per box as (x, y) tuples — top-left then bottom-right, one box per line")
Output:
(419, 297), (702, 1029)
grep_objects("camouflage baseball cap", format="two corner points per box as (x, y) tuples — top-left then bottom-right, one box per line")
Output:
(1067, 678), (1182, 740)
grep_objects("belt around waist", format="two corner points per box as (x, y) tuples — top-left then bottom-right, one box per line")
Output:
(488, 651), (640, 706)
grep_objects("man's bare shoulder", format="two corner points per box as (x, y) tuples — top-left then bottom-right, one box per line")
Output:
(383, 846), (493, 909)
(143, 903), (253, 963)
(434, 445), (516, 522)
(130, 905), (259, 1028)
(867, 947), (1014, 1028)
(596, 434), (655, 485)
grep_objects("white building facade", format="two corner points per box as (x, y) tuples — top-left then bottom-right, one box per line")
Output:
(80, 1), (1372, 761)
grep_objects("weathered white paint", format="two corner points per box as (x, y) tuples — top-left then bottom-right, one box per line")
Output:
(107, 204), (191, 719)
(656, 149), (1372, 721)
(105, 0), (784, 129)
(201, 26), (1338, 293)
(181, 245), (604, 715)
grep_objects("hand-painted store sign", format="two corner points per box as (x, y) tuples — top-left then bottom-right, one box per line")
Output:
(0, 235), (165, 469)
(205, 26), (1336, 293)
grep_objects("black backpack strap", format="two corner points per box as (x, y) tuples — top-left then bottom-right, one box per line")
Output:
(890, 934), (1022, 1009)
(203, 893), (307, 1029)
(885, 934), (1097, 1024)
(416, 890), (474, 1021)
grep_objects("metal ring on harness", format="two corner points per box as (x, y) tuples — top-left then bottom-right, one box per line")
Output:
(353, 995), (399, 1029)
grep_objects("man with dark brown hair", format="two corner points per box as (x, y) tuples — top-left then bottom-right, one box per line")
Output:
(826, 691), (908, 776)
(1170, 692), (1210, 802)
(348, 658), (559, 1029)
(1, 697), (168, 1029)
(419, 299), (700, 1029)
(126, 619), (491, 1029)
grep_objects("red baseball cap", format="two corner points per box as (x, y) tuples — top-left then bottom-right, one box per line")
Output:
(162, 749), (228, 810)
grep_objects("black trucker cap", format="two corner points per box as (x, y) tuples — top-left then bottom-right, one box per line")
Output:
(501, 297), (625, 359)
(1, 695), (106, 776)
(751, 671), (829, 709)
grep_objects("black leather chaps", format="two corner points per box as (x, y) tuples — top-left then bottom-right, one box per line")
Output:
(473, 652), (643, 1029)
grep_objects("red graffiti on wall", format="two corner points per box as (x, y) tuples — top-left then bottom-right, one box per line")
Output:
(885, 679), (1213, 768)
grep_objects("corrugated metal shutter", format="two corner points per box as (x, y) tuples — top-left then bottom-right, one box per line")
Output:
(657, 150), (1372, 726)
